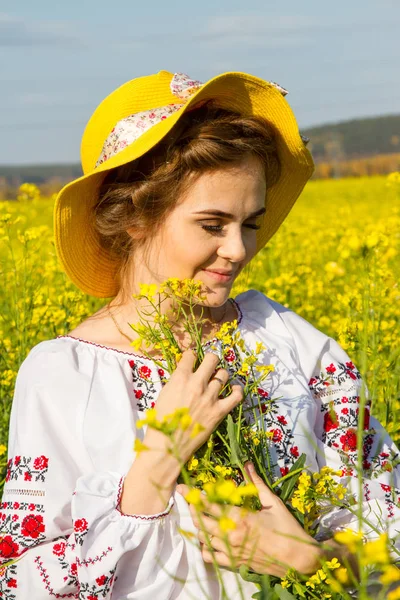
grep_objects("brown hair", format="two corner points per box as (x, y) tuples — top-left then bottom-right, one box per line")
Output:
(92, 102), (281, 301)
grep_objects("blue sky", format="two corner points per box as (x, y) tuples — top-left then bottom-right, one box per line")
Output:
(2, 0), (399, 165)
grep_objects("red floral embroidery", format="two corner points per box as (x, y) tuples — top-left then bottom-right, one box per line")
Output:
(290, 446), (299, 458)
(33, 455), (49, 470)
(270, 429), (283, 443)
(138, 365), (151, 379)
(78, 567), (116, 598)
(74, 518), (89, 547)
(74, 518), (88, 533)
(5, 455), (49, 483)
(52, 541), (66, 557)
(0, 564), (18, 599)
(0, 535), (19, 560)
(224, 349), (236, 363)
(326, 363), (336, 374)
(324, 410), (339, 432)
(277, 415), (287, 425)
(21, 514), (45, 539)
(340, 429), (358, 452)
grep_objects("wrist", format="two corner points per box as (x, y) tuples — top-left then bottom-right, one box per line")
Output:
(133, 440), (182, 484)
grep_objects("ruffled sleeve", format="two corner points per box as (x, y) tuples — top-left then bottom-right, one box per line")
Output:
(0, 340), (185, 599)
(236, 289), (400, 551)
(305, 335), (400, 550)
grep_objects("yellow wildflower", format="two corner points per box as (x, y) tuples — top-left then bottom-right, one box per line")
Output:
(380, 565), (400, 585)
(335, 567), (350, 585)
(0, 444), (7, 456)
(361, 533), (390, 566)
(187, 457), (199, 471)
(388, 589), (400, 600)
(134, 439), (149, 456)
(325, 557), (341, 570)
(130, 338), (143, 351)
(333, 529), (363, 554)
(184, 488), (204, 508)
(137, 408), (159, 429)
(190, 423), (205, 438)
(219, 516), (236, 533)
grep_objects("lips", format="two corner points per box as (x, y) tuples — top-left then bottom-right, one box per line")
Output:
(205, 269), (234, 275)
(203, 270), (233, 282)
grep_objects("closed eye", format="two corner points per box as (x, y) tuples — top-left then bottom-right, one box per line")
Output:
(202, 224), (260, 233)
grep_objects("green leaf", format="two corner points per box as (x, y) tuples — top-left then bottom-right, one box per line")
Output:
(279, 453), (307, 503)
(293, 582), (306, 597)
(227, 414), (249, 467)
(239, 564), (263, 584)
(274, 583), (298, 600)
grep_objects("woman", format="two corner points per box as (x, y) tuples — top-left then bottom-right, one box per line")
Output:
(1, 70), (399, 599)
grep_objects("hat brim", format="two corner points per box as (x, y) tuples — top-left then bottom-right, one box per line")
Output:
(54, 71), (314, 298)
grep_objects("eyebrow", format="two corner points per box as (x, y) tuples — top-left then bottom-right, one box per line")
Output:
(193, 207), (266, 219)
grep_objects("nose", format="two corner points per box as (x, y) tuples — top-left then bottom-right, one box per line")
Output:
(216, 225), (248, 264)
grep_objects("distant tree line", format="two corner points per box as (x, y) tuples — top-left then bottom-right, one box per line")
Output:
(1, 114), (400, 197)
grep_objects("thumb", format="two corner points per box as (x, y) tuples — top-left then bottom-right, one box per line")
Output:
(244, 462), (276, 504)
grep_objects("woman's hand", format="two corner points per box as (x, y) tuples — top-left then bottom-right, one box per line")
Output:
(121, 349), (242, 516)
(144, 349), (243, 465)
(177, 462), (323, 578)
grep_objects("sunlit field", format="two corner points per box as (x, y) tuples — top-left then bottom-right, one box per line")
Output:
(0, 175), (399, 487)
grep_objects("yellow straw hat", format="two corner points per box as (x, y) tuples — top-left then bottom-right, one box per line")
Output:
(54, 70), (314, 298)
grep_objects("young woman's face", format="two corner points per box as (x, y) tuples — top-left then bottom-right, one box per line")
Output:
(140, 153), (266, 307)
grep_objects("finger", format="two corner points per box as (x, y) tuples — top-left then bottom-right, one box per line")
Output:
(198, 530), (227, 553)
(201, 547), (235, 568)
(174, 348), (198, 374)
(208, 368), (229, 394)
(175, 483), (191, 497)
(243, 462), (268, 490)
(215, 384), (243, 417)
(191, 498), (241, 522)
(194, 351), (222, 380)
(190, 510), (221, 535)
(243, 463), (280, 507)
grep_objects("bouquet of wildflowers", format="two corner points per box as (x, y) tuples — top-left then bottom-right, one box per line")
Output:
(127, 278), (400, 599)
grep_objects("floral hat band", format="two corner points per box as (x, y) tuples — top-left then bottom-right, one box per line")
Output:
(94, 72), (306, 169)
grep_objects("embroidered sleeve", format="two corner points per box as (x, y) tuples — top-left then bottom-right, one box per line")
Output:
(308, 337), (400, 549)
(0, 349), (181, 600)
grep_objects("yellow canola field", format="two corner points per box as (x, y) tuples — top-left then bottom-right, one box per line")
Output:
(0, 175), (399, 462)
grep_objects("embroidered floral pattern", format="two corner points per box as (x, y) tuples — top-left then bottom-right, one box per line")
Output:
(129, 359), (163, 411)
(34, 555), (78, 598)
(0, 510), (46, 553)
(0, 564), (18, 599)
(5, 455), (49, 483)
(78, 567), (116, 599)
(73, 517), (89, 547)
(309, 358), (400, 520)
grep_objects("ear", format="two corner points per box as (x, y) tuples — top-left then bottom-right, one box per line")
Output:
(126, 226), (146, 241)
